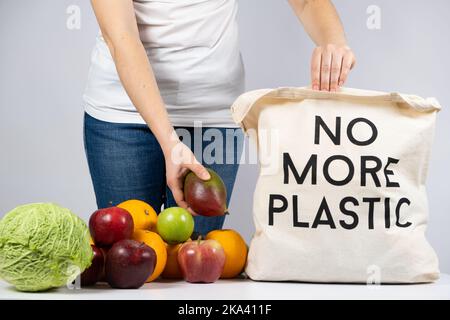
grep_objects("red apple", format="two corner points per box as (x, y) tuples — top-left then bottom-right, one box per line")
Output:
(178, 239), (225, 283)
(105, 239), (156, 289)
(81, 245), (105, 286)
(89, 207), (134, 247)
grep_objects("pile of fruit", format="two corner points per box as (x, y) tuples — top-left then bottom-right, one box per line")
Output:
(82, 169), (248, 289)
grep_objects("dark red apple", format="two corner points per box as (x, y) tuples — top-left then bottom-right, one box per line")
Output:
(89, 207), (134, 247)
(105, 239), (156, 289)
(81, 245), (105, 286)
(178, 239), (225, 283)
(99, 247), (109, 282)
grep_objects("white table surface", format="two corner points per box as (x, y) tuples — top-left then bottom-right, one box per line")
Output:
(1, 274), (449, 300)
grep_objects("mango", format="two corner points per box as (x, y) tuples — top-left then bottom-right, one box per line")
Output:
(183, 168), (227, 217)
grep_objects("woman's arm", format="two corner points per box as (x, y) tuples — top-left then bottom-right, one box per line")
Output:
(288, 0), (356, 91)
(90, 0), (210, 211)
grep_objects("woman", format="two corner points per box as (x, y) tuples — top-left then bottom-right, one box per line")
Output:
(83, 0), (355, 236)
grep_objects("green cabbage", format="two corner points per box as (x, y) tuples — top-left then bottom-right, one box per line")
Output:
(0, 203), (93, 292)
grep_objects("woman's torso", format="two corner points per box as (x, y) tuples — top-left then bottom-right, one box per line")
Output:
(84, 0), (244, 127)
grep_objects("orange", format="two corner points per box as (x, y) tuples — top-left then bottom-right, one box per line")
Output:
(161, 242), (184, 279)
(206, 229), (248, 279)
(132, 230), (167, 282)
(117, 199), (158, 231)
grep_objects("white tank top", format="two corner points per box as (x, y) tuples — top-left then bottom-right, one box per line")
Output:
(83, 0), (244, 127)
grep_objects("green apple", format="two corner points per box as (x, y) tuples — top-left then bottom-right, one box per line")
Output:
(157, 207), (194, 244)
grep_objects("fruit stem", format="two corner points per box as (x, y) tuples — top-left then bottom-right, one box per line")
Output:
(197, 235), (202, 245)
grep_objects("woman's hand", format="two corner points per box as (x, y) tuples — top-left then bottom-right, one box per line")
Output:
(288, 0), (356, 91)
(310, 44), (356, 92)
(163, 139), (210, 214)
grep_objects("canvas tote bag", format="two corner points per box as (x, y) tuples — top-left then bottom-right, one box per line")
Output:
(231, 87), (440, 283)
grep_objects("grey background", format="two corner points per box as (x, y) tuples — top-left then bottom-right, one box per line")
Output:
(1, 0), (449, 272)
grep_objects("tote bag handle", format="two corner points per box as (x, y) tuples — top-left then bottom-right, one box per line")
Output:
(231, 87), (442, 133)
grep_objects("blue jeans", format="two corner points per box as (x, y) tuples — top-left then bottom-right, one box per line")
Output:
(83, 113), (243, 236)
